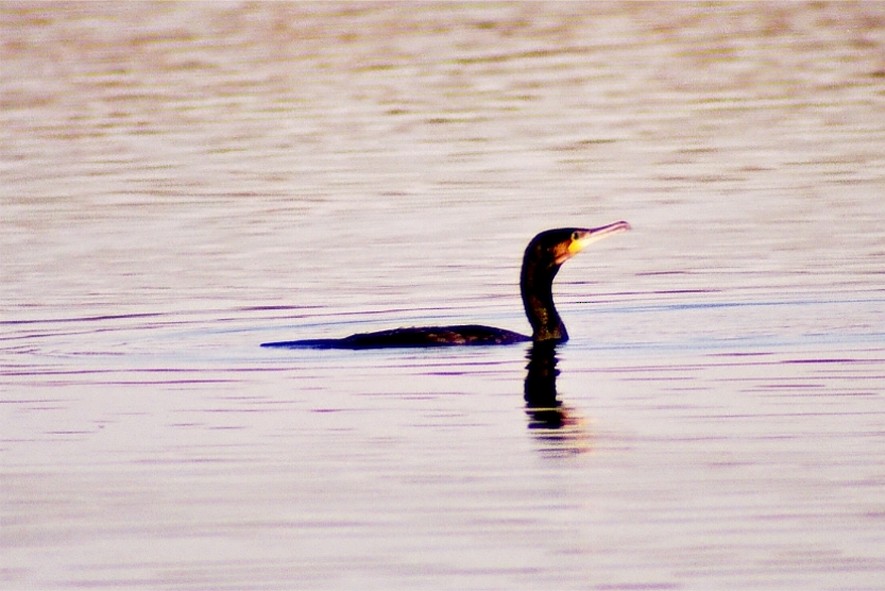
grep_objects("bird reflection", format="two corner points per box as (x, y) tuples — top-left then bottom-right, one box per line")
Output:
(524, 343), (592, 454)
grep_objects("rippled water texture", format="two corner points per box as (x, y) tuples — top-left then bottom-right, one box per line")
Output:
(2, 3), (884, 590)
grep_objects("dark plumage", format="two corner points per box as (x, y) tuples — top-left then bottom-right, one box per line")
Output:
(262, 221), (630, 349)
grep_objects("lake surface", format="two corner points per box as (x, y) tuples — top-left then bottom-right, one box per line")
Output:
(1, 2), (883, 590)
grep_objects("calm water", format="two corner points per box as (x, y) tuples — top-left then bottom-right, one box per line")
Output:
(2, 2), (884, 590)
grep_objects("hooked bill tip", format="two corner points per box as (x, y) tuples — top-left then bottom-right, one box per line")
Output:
(596, 220), (630, 233)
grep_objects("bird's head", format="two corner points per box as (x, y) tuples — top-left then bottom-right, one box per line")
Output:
(530, 221), (632, 267)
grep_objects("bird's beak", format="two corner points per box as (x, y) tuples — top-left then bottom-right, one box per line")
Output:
(567, 220), (631, 256)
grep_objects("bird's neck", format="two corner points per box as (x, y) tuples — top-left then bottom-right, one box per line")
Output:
(520, 260), (568, 343)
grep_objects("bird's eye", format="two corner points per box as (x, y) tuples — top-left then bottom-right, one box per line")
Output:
(571, 231), (581, 241)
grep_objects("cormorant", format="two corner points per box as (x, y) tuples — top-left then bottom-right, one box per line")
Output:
(261, 220), (630, 349)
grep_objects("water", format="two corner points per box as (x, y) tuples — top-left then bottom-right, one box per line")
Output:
(2, 3), (884, 590)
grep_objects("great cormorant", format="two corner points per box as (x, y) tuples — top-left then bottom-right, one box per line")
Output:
(261, 220), (630, 349)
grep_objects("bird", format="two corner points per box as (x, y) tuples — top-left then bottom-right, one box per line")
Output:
(261, 220), (630, 349)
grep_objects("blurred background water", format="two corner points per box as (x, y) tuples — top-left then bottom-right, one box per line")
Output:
(1, 2), (883, 590)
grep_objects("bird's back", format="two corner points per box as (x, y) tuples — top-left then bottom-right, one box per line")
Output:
(262, 324), (530, 349)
